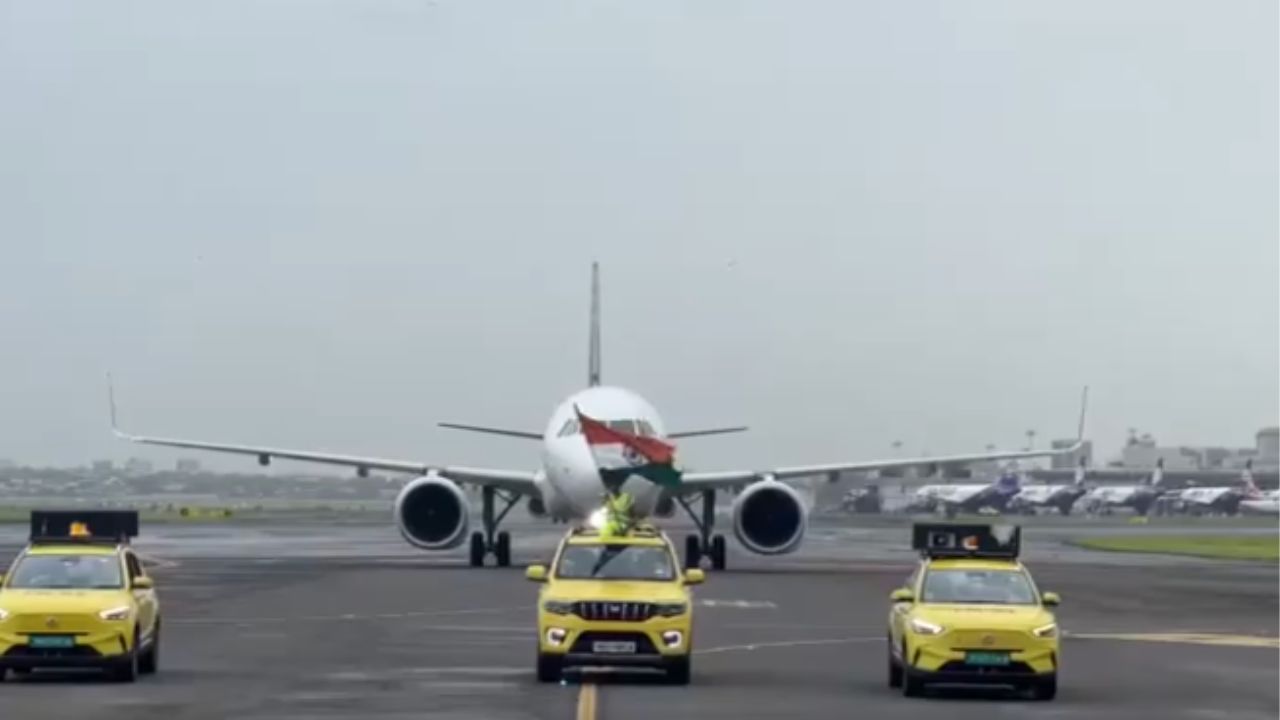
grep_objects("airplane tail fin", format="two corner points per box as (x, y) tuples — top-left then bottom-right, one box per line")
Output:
(1149, 458), (1164, 487)
(1073, 456), (1087, 486)
(588, 262), (601, 387)
(1241, 459), (1261, 497)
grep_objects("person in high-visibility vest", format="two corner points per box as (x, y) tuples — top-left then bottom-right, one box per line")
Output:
(601, 492), (635, 537)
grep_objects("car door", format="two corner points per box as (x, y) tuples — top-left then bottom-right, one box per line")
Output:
(125, 551), (157, 640)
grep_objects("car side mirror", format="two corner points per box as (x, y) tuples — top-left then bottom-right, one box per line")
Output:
(132, 577), (154, 590)
(684, 569), (705, 585)
(1041, 591), (1061, 607)
(890, 588), (915, 603)
(525, 564), (548, 582)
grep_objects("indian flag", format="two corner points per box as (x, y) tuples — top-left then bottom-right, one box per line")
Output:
(576, 407), (682, 491)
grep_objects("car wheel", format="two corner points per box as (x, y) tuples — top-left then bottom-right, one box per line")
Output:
(900, 643), (923, 697)
(665, 656), (691, 685)
(468, 532), (486, 567)
(1031, 675), (1057, 701)
(112, 631), (140, 683)
(536, 653), (562, 683)
(140, 620), (160, 674)
(887, 638), (902, 688)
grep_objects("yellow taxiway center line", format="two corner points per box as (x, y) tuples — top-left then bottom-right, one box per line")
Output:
(576, 682), (598, 720)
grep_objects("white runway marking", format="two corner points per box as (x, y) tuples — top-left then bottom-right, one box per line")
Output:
(698, 599), (778, 609)
(170, 606), (530, 625)
(697, 635), (882, 655)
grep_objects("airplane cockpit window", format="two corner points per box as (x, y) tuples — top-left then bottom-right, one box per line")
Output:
(558, 419), (581, 437)
(558, 418), (650, 436)
(635, 420), (656, 437)
(606, 419), (637, 434)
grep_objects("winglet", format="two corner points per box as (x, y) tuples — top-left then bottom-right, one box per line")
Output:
(1076, 385), (1089, 443)
(107, 372), (130, 439)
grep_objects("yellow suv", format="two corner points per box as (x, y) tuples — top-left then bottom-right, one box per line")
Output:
(526, 524), (704, 684)
(0, 511), (160, 683)
(888, 523), (1060, 700)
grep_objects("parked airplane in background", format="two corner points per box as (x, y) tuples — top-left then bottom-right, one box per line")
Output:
(1081, 459), (1166, 515)
(1009, 458), (1090, 516)
(1239, 488), (1280, 516)
(905, 466), (1026, 518)
(112, 264), (1088, 570)
(1174, 460), (1263, 516)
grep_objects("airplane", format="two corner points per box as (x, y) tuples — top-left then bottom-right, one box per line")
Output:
(1080, 459), (1167, 516)
(904, 465), (1027, 518)
(1173, 460), (1264, 516)
(1239, 488), (1280, 516)
(1008, 458), (1090, 516)
(110, 263), (1089, 571)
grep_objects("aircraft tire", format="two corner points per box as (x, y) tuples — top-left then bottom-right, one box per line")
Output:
(495, 532), (512, 567)
(684, 536), (702, 569)
(468, 532), (486, 567)
(710, 535), (727, 571)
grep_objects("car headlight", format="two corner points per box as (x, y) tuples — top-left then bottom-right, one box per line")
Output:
(653, 603), (688, 618)
(543, 600), (575, 616)
(0, 608), (9, 621)
(1032, 623), (1058, 638)
(98, 606), (133, 621)
(910, 618), (944, 635)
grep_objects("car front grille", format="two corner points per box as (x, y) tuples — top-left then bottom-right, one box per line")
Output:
(573, 601), (654, 622)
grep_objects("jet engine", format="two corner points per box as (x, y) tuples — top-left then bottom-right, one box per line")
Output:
(732, 479), (807, 555)
(654, 492), (676, 519)
(394, 473), (469, 550)
(527, 496), (547, 518)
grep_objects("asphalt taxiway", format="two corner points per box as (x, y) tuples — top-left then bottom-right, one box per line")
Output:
(0, 518), (1275, 720)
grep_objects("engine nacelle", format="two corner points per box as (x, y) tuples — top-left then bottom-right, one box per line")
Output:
(654, 492), (676, 519)
(732, 480), (807, 555)
(394, 473), (469, 550)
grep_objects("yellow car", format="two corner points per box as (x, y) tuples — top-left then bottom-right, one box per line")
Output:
(888, 523), (1060, 700)
(0, 511), (160, 682)
(526, 524), (704, 684)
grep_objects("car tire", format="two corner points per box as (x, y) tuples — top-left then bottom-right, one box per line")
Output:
(495, 532), (512, 568)
(536, 653), (562, 683)
(1031, 675), (1057, 701)
(665, 656), (691, 685)
(887, 638), (902, 688)
(112, 631), (140, 683)
(140, 620), (160, 674)
(469, 532), (486, 567)
(900, 644), (923, 697)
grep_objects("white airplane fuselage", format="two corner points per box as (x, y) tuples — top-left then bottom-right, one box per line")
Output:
(535, 385), (669, 520)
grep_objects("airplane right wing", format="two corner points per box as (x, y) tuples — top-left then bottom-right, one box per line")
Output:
(678, 387), (1090, 494)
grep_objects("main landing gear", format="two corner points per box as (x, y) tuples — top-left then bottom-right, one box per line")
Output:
(677, 489), (728, 571)
(469, 486), (520, 567)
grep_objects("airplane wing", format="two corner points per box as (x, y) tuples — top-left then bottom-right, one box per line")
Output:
(678, 387), (1090, 493)
(108, 382), (537, 495)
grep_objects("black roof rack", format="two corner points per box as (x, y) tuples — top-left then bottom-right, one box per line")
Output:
(912, 523), (1020, 560)
(29, 510), (139, 545)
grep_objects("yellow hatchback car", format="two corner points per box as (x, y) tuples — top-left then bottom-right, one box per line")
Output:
(526, 524), (704, 684)
(0, 511), (160, 682)
(888, 524), (1060, 700)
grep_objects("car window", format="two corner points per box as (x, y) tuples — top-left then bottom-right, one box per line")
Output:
(555, 544), (675, 581)
(6, 554), (125, 590)
(125, 552), (144, 580)
(921, 569), (1036, 605)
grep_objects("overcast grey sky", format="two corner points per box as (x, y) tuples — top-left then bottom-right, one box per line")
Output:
(1, 0), (1276, 472)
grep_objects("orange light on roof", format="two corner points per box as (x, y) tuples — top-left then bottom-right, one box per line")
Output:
(961, 535), (979, 551)
(69, 521), (91, 538)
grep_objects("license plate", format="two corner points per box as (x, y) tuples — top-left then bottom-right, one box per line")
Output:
(29, 635), (75, 649)
(965, 651), (1011, 666)
(592, 641), (636, 654)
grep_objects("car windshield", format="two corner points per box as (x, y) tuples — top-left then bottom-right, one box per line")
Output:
(6, 555), (124, 590)
(921, 569), (1037, 605)
(556, 544), (675, 581)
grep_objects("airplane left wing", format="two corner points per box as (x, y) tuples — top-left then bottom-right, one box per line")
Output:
(678, 387), (1090, 493)
(108, 380), (538, 495)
